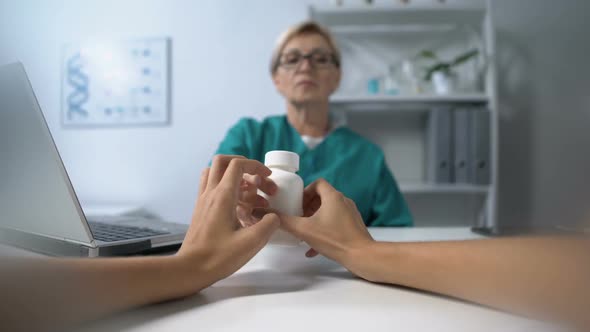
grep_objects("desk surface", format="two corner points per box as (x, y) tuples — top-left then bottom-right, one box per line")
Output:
(65, 227), (555, 332)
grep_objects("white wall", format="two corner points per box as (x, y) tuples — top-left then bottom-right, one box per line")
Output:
(0, 0), (316, 223)
(1, 0), (589, 227)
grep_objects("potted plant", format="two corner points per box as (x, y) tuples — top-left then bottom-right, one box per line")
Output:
(419, 49), (479, 95)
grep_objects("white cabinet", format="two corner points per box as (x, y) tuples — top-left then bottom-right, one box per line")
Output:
(311, 1), (498, 230)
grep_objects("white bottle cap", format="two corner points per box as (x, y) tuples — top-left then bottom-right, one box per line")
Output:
(264, 150), (299, 172)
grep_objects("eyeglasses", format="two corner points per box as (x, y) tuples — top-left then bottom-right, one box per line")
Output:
(278, 50), (338, 70)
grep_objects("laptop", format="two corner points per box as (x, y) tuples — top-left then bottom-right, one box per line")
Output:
(0, 62), (188, 256)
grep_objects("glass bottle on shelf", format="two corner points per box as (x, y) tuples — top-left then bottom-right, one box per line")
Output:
(400, 59), (423, 95)
(383, 65), (400, 95)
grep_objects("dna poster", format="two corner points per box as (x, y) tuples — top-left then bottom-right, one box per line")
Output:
(61, 38), (170, 127)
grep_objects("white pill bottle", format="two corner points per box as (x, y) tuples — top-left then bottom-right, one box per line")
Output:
(260, 150), (303, 246)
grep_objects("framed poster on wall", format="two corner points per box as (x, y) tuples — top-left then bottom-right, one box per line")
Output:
(61, 37), (171, 127)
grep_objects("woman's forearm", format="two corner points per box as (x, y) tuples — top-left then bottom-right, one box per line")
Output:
(0, 255), (198, 332)
(348, 237), (590, 326)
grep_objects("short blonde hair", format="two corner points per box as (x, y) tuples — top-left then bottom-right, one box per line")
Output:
(269, 21), (341, 75)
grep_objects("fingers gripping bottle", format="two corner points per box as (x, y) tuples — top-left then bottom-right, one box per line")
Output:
(260, 151), (303, 246)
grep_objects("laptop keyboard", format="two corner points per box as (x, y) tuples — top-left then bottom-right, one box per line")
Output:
(88, 221), (170, 242)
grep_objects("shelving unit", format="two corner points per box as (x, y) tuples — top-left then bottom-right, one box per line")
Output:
(310, 0), (498, 230)
(331, 94), (489, 112)
(310, 4), (486, 28)
(400, 183), (490, 195)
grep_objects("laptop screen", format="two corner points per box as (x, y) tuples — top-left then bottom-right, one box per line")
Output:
(0, 63), (93, 244)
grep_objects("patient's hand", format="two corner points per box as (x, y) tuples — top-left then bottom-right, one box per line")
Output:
(279, 178), (374, 266)
(176, 155), (280, 293)
(237, 173), (277, 226)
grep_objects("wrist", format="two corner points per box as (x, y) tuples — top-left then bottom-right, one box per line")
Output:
(345, 241), (393, 283)
(342, 240), (377, 280)
(169, 249), (217, 297)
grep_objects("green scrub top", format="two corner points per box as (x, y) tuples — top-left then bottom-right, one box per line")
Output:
(215, 115), (413, 227)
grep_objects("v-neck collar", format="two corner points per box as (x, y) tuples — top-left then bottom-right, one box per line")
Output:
(283, 115), (344, 153)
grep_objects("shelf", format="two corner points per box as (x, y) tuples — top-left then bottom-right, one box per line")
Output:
(327, 24), (458, 35)
(330, 94), (488, 112)
(400, 183), (490, 194)
(310, 4), (486, 29)
(309, 1), (497, 228)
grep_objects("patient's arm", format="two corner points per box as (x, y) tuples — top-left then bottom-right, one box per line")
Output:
(0, 155), (280, 332)
(281, 179), (590, 328)
(349, 236), (590, 327)
(0, 256), (189, 331)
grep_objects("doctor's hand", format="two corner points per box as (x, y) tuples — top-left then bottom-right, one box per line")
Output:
(279, 178), (375, 274)
(175, 155), (280, 294)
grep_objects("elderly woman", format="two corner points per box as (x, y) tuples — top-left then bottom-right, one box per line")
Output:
(215, 21), (412, 227)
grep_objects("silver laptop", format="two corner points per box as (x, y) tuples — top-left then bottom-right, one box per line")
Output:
(0, 63), (187, 256)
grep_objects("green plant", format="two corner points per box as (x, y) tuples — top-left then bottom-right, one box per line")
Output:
(419, 49), (479, 81)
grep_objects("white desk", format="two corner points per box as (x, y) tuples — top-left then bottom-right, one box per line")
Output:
(67, 227), (556, 332)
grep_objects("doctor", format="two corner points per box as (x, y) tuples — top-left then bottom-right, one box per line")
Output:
(215, 21), (412, 227)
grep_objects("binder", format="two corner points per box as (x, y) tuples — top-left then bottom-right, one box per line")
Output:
(426, 107), (452, 183)
(469, 109), (491, 185)
(453, 109), (471, 183)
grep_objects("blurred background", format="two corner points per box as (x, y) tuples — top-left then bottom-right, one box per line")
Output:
(1, 0), (589, 230)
